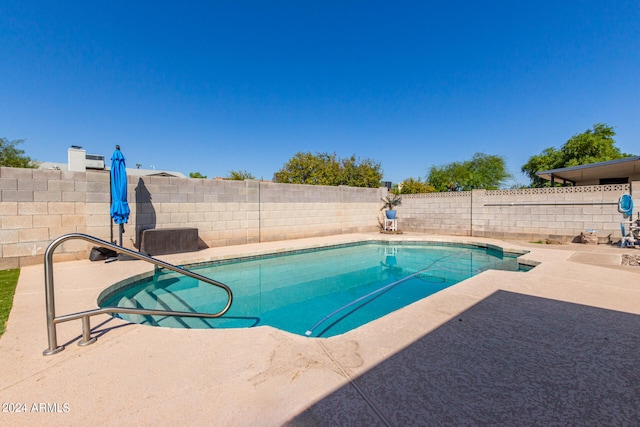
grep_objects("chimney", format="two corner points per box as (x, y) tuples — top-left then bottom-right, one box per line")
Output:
(68, 146), (86, 172)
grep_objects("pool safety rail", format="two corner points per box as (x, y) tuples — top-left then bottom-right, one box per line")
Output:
(304, 249), (475, 337)
(43, 233), (233, 356)
(304, 264), (440, 337)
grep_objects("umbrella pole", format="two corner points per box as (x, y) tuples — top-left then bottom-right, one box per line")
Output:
(109, 174), (114, 245)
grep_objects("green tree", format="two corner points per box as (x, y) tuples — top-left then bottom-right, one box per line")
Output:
(0, 137), (35, 168)
(189, 171), (207, 179)
(226, 169), (255, 180)
(274, 152), (340, 186)
(274, 152), (383, 188)
(520, 148), (561, 188)
(427, 153), (511, 192)
(521, 123), (634, 187)
(397, 177), (436, 194)
(339, 155), (383, 188)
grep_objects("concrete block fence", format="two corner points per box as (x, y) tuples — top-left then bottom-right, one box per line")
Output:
(401, 183), (636, 243)
(0, 166), (637, 269)
(0, 167), (386, 269)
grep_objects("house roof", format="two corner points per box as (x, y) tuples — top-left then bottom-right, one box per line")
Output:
(124, 168), (187, 178)
(536, 156), (640, 184)
(37, 162), (187, 178)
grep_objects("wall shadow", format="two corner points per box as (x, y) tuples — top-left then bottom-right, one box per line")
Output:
(285, 291), (640, 426)
(197, 236), (209, 250)
(134, 178), (156, 249)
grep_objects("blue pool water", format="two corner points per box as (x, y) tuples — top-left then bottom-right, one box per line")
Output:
(99, 242), (530, 337)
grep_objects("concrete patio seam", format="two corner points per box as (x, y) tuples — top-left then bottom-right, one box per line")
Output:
(317, 340), (393, 427)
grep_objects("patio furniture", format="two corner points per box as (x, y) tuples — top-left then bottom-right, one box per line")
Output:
(384, 217), (397, 232)
(140, 228), (199, 255)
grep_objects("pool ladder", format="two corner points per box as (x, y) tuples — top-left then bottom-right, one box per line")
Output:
(43, 233), (233, 356)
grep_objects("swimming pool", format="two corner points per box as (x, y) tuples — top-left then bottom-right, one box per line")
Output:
(99, 241), (530, 337)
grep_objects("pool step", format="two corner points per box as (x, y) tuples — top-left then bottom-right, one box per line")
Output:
(125, 288), (210, 328)
(117, 297), (154, 325)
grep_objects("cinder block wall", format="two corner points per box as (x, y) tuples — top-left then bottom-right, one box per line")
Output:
(128, 176), (261, 250)
(258, 183), (385, 242)
(401, 183), (635, 242)
(476, 185), (635, 241)
(0, 167), (385, 269)
(1, 168), (102, 269)
(399, 192), (472, 236)
(1, 165), (637, 269)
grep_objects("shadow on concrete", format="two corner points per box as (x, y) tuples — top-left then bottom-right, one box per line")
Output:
(197, 236), (209, 250)
(135, 178), (156, 249)
(61, 316), (134, 348)
(285, 290), (640, 426)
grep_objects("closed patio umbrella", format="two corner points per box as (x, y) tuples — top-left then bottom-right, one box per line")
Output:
(110, 145), (130, 246)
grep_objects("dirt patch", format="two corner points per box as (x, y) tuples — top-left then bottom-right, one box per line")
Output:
(621, 254), (640, 267)
(529, 239), (565, 245)
(379, 229), (403, 234)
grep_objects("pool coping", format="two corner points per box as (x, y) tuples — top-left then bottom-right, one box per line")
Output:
(1, 232), (639, 425)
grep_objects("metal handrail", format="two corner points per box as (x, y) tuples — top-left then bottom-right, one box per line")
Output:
(43, 233), (233, 356)
(304, 249), (473, 337)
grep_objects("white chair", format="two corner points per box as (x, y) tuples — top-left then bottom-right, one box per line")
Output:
(620, 220), (640, 247)
(383, 217), (397, 232)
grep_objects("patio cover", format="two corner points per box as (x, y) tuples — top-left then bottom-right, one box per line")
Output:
(536, 156), (640, 185)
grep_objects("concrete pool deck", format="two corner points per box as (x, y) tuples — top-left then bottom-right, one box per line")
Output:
(1, 233), (639, 426)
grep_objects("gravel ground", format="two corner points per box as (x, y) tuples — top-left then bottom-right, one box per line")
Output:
(621, 254), (640, 266)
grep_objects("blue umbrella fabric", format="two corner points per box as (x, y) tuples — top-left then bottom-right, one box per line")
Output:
(110, 146), (130, 226)
(618, 194), (633, 219)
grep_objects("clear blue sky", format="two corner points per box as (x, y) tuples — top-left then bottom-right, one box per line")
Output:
(2, 1), (638, 185)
